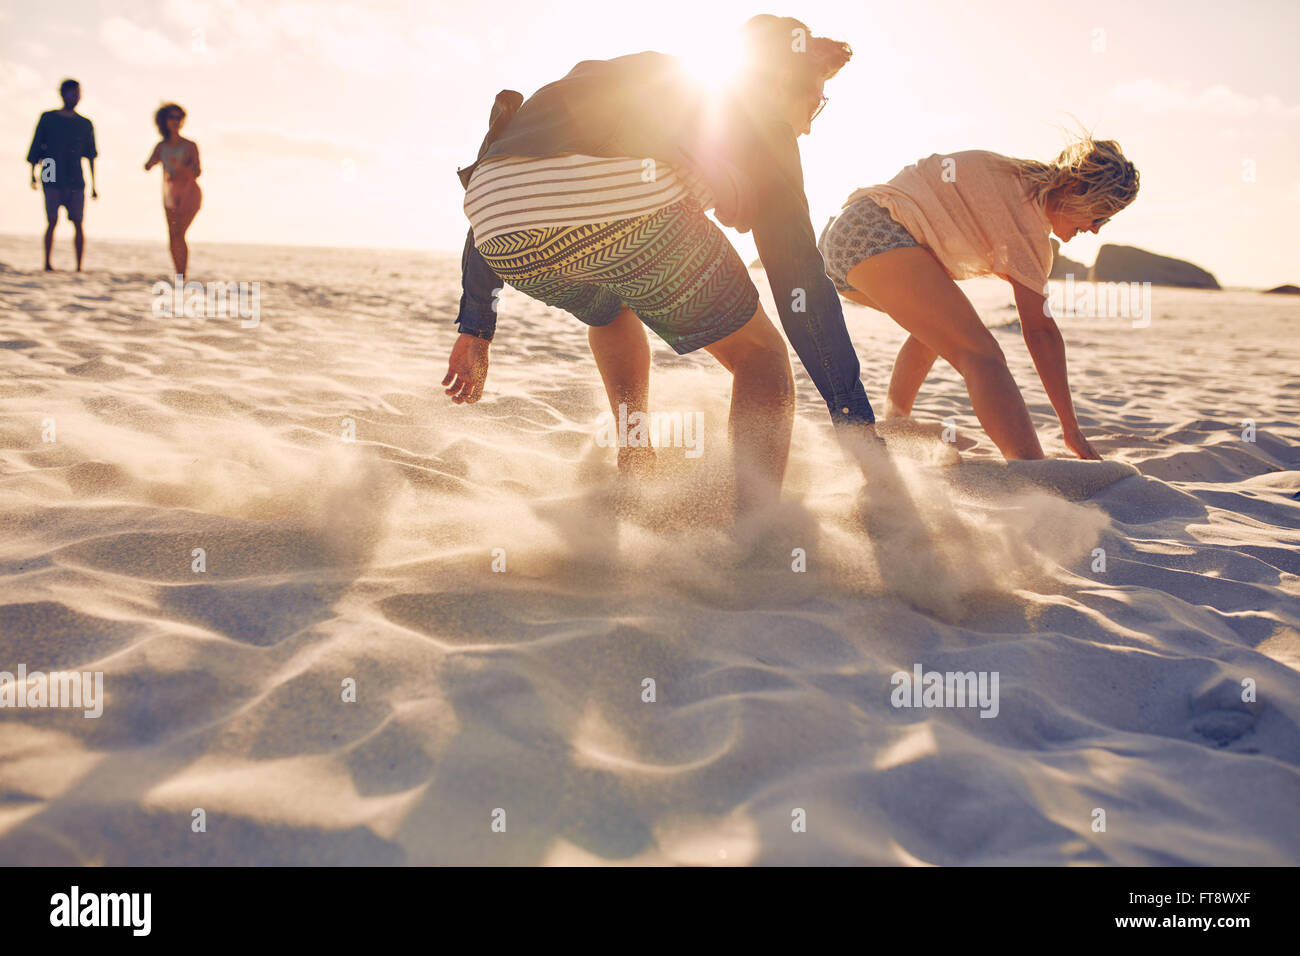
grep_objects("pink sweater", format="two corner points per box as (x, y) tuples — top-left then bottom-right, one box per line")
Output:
(843, 150), (1054, 291)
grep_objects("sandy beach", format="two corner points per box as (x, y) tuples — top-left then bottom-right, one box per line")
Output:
(0, 234), (1297, 865)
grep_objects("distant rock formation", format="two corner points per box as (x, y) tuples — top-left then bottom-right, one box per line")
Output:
(749, 258), (763, 269)
(1091, 244), (1220, 289)
(1048, 238), (1088, 279)
(1263, 284), (1300, 294)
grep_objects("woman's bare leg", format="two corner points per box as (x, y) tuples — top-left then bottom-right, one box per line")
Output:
(588, 306), (653, 473)
(846, 247), (1044, 460)
(166, 189), (201, 278)
(167, 219), (187, 277)
(886, 334), (939, 418)
(703, 304), (795, 513)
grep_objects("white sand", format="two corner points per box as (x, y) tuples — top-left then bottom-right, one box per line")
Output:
(1, 234), (1297, 865)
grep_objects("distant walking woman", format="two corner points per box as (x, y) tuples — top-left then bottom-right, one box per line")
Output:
(144, 103), (201, 277)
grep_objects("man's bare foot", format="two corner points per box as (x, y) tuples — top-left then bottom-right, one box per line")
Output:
(44, 264), (54, 272)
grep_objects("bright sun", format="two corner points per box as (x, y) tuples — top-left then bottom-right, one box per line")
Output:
(678, 37), (744, 91)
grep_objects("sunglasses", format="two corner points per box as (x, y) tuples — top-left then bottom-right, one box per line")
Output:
(810, 93), (829, 122)
(1091, 216), (1111, 230)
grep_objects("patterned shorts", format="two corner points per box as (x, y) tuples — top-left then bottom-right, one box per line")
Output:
(817, 197), (919, 294)
(476, 199), (759, 355)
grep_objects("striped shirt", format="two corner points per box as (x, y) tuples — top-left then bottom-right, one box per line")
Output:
(464, 154), (715, 243)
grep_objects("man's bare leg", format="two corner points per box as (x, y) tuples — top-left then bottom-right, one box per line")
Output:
(43, 219), (56, 271)
(73, 221), (85, 272)
(703, 304), (795, 515)
(588, 306), (653, 474)
(587, 302), (796, 511)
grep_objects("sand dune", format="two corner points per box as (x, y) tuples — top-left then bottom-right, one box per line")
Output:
(1, 235), (1297, 865)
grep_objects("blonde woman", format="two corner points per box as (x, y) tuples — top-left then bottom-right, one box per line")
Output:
(818, 138), (1139, 460)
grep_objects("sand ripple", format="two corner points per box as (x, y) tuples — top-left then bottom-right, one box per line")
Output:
(1, 239), (1297, 864)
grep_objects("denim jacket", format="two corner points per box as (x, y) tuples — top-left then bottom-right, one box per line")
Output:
(455, 51), (874, 427)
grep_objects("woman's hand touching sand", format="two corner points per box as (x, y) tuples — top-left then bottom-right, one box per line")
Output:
(1064, 426), (1102, 460)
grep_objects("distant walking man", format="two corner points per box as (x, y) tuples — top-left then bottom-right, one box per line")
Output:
(27, 78), (98, 271)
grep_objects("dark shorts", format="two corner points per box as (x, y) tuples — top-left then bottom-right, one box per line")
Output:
(43, 186), (85, 223)
(817, 197), (919, 294)
(476, 199), (759, 355)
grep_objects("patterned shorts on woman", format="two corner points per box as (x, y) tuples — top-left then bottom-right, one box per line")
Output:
(816, 197), (920, 294)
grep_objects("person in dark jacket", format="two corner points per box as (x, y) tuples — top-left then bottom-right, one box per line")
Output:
(26, 79), (98, 271)
(444, 15), (875, 513)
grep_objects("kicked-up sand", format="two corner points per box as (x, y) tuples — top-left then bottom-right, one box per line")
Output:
(0, 234), (1297, 865)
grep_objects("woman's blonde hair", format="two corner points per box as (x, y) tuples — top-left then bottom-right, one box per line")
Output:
(1011, 135), (1139, 219)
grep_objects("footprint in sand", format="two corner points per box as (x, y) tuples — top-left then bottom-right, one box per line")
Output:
(874, 421), (1142, 501)
(1188, 676), (1261, 747)
(942, 456), (1139, 501)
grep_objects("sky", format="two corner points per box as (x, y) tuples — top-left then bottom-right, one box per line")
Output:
(1, 0), (1296, 288)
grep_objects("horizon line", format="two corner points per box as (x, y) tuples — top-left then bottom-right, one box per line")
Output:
(0, 231), (460, 258)
(0, 233), (1287, 292)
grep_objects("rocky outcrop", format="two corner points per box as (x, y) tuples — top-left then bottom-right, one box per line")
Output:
(1263, 284), (1300, 294)
(1048, 238), (1088, 279)
(1090, 244), (1220, 289)
(749, 258), (763, 269)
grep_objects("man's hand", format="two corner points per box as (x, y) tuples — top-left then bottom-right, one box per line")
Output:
(1064, 426), (1102, 460)
(443, 333), (490, 404)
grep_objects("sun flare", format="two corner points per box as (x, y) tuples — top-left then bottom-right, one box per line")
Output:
(678, 37), (744, 91)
